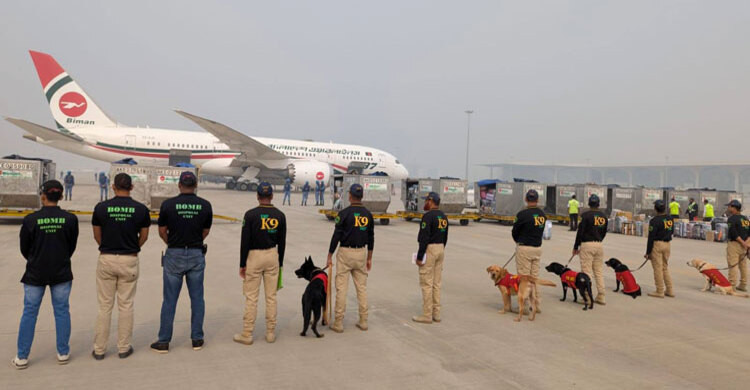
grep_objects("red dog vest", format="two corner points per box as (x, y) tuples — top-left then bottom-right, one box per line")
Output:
(496, 273), (520, 292)
(312, 272), (329, 292)
(615, 270), (640, 294)
(561, 270), (578, 289)
(701, 268), (731, 288)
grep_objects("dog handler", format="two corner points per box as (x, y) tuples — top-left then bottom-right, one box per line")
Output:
(412, 192), (448, 324)
(234, 182), (287, 345)
(13, 180), (79, 369)
(725, 199), (749, 292)
(327, 184), (374, 333)
(572, 194), (608, 305)
(512, 189), (546, 312)
(91, 173), (150, 360)
(645, 200), (675, 298)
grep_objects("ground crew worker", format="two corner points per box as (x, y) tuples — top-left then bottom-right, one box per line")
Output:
(98, 172), (109, 201)
(568, 194), (579, 231)
(319, 181), (326, 206)
(283, 178), (292, 206)
(412, 192), (448, 324)
(314, 180), (321, 205)
(13, 180), (79, 369)
(234, 182), (287, 345)
(91, 173), (150, 360)
(703, 199), (714, 222)
(63, 171), (75, 201)
(725, 200), (749, 292)
(302, 181), (311, 206)
(669, 197), (680, 220)
(645, 200), (674, 298)
(687, 198), (698, 221)
(572, 194), (608, 305)
(327, 184), (374, 333)
(511, 189), (546, 311)
(151, 172), (213, 354)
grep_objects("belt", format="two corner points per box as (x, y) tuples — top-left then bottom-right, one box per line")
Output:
(100, 252), (138, 256)
(581, 241), (602, 244)
(250, 246), (277, 251)
(518, 244), (541, 248)
(168, 246), (204, 250)
(342, 245), (366, 249)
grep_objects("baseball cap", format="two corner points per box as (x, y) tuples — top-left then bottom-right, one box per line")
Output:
(422, 191), (441, 204)
(179, 171), (197, 187)
(588, 194), (600, 207)
(525, 189), (539, 202)
(654, 199), (666, 210)
(349, 183), (364, 198)
(257, 181), (273, 196)
(41, 180), (64, 195)
(726, 199), (742, 210)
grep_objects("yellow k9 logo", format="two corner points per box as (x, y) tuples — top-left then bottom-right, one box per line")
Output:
(261, 217), (279, 230)
(438, 219), (448, 229)
(742, 220), (750, 228)
(354, 216), (369, 227)
(594, 216), (607, 226)
(663, 220), (673, 229)
(534, 216), (546, 226)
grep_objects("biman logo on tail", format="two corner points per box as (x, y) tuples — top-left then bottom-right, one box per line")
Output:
(354, 213), (369, 231)
(58, 92), (87, 117)
(107, 206), (136, 222)
(260, 214), (279, 233)
(37, 217), (66, 233)
(176, 203), (202, 219)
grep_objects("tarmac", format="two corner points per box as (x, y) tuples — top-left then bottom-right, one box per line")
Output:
(1, 184), (749, 389)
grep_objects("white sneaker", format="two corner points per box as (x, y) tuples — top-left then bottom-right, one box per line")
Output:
(11, 356), (28, 370)
(56, 353), (70, 365)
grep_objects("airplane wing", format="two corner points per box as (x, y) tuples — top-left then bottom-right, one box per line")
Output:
(5, 117), (84, 143)
(174, 110), (288, 164)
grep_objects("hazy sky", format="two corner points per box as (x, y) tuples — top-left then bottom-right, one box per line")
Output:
(1, 1), (749, 179)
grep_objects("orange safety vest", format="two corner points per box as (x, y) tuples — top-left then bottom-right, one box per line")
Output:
(496, 273), (520, 292)
(701, 268), (731, 288)
(561, 270), (578, 289)
(616, 270), (640, 294)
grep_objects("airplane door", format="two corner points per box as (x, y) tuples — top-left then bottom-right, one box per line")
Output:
(377, 153), (386, 171)
(125, 135), (136, 150)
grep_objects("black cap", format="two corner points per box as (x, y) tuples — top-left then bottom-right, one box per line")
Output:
(349, 183), (364, 198)
(179, 171), (197, 187)
(525, 189), (539, 202)
(654, 199), (666, 212)
(422, 191), (441, 204)
(726, 199), (742, 210)
(257, 181), (273, 196)
(41, 179), (64, 195)
(588, 194), (600, 207)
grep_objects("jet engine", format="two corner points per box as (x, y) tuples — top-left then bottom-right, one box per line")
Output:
(287, 160), (332, 185)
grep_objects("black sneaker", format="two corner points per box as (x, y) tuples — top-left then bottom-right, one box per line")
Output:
(192, 339), (204, 351)
(118, 346), (134, 359)
(150, 342), (169, 354)
(91, 350), (105, 361)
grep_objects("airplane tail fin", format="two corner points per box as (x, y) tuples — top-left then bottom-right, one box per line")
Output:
(28, 50), (117, 130)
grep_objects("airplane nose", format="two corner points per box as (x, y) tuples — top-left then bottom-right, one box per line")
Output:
(397, 165), (409, 179)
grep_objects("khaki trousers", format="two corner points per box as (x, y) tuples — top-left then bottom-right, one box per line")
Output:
(726, 241), (748, 288)
(579, 242), (605, 301)
(94, 254), (139, 354)
(650, 241), (673, 294)
(334, 247), (368, 323)
(516, 245), (542, 307)
(240, 248), (279, 337)
(418, 244), (445, 317)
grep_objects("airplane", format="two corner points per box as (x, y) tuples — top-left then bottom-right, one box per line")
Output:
(5, 50), (409, 191)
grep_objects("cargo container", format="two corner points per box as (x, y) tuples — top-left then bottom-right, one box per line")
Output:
(401, 178), (471, 225)
(664, 189), (690, 218)
(606, 187), (636, 216)
(634, 187), (663, 215)
(0, 157), (56, 209)
(546, 184), (608, 217)
(109, 164), (197, 210)
(475, 180), (546, 217)
(716, 190), (742, 217)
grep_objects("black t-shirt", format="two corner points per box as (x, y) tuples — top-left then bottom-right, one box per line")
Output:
(240, 205), (287, 268)
(647, 214), (674, 254)
(158, 193), (213, 248)
(92, 196), (151, 254)
(328, 204), (375, 253)
(417, 209), (449, 260)
(512, 207), (546, 247)
(19, 206), (79, 286)
(574, 209), (608, 249)
(727, 213), (750, 241)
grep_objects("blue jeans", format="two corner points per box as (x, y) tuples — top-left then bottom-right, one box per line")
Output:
(17, 281), (72, 359)
(100, 186), (108, 201)
(64, 186), (72, 200)
(283, 191), (291, 205)
(158, 248), (205, 342)
(302, 192), (308, 205)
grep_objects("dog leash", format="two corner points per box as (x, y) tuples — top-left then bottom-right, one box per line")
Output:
(501, 252), (516, 268)
(631, 257), (651, 272)
(564, 254), (576, 267)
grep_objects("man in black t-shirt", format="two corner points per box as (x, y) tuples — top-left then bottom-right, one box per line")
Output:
(412, 192), (448, 325)
(725, 200), (749, 291)
(91, 173), (150, 360)
(646, 200), (675, 298)
(151, 171), (213, 354)
(511, 189), (546, 311)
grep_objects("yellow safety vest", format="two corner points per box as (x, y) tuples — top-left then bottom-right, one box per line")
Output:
(704, 203), (714, 218)
(669, 201), (680, 216)
(568, 199), (579, 214)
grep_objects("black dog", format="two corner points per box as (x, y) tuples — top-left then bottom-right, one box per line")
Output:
(605, 258), (641, 299)
(294, 256), (328, 338)
(544, 262), (594, 311)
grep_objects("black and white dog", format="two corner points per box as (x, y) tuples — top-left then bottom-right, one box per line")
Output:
(294, 256), (328, 338)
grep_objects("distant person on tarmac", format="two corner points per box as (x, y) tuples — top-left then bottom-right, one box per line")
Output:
(13, 180), (79, 369)
(319, 181), (326, 206)
(687, 198), (698, 221)
(568, 195), (579, 231)
(703, 199), (714, 222)
(314, 181), (321, 206)
(98, 172), (109, 201)
(63, 171), (75, 201)
(283, 178), (292, 206)
(669, 197), (680, 220)
(301, 182), (311, 206)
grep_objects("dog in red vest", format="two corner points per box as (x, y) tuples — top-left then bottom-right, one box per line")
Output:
(295, 256), (330, 337)
(486, 265), (556, 319)
(686, 259), (749, 298)
(605, 258), (642, 299)
(544, 262), (595, 310)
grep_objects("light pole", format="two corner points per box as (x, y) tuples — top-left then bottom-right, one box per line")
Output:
(464, 110), (473, 181)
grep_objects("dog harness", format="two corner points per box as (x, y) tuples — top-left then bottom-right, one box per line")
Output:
(311, 272), (329, 292)
(701, 268), (732, 288)
(615, 270), (640, 294)
(560, 270), (578, 289)
(496, 273), (520, 292)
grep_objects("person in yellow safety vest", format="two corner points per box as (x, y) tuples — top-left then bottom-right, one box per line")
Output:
(669, 197), (680, 220)
(568, 195), (580, 231)
(703, 199), (714, 222)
